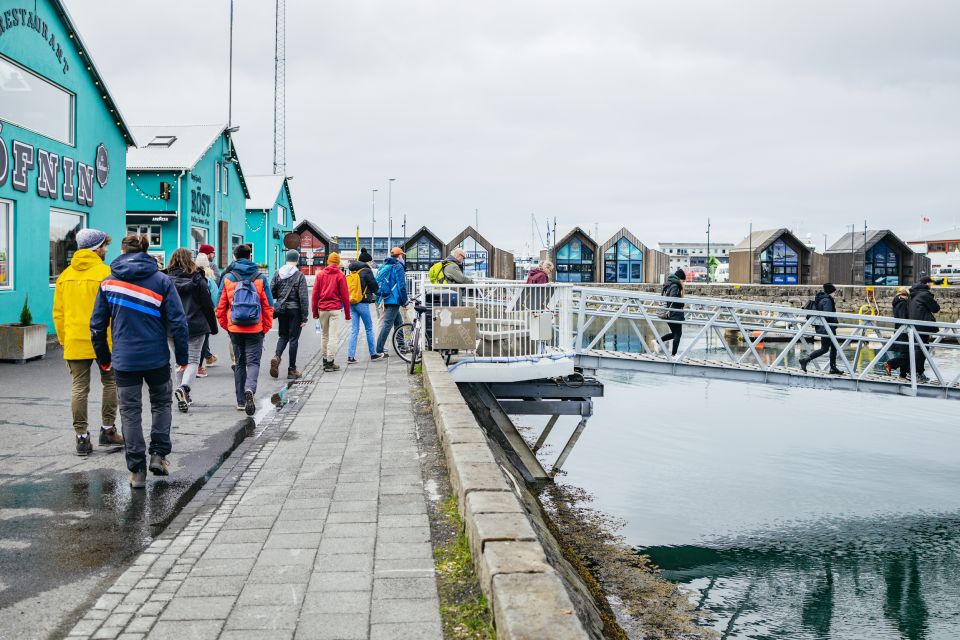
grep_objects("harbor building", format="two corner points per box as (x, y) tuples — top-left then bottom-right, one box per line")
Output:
(292, 219), (335, 276)
(244, 175), (295, 274)
(550, 227), (598, 282)
(657, 241), (734, 273)
(126, 124), (250, 271)
(825, 230), (928, 286)
(445, 225), (515, 280)
(403, 226), (445, 273)
(906, 228), (960, 272)
(548, 227), (669, 283)
(0, 0), (136, 328)
(333, 235), (395, 264)
(729, 228), (827, 285)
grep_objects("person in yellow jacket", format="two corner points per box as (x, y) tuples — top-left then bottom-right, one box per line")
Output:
(52, 228), (123, 456)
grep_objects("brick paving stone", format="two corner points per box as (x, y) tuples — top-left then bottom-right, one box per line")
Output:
(67, 353), (442, 639)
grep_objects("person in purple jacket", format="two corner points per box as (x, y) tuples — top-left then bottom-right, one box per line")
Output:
(91, 235), (189, 489)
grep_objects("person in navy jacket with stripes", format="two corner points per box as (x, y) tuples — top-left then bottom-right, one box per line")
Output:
(91, 234), (189, 489)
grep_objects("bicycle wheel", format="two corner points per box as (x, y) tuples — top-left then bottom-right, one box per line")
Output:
(408, 325), (422, 375)
(393, 322), (417, 363)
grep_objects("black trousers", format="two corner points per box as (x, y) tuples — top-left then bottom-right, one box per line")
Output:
(659, 322), (683, 356)
(275, 309), (303, 369)
(807, 330), (837, 369)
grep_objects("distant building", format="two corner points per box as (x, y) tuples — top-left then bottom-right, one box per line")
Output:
(403, 227), (445, 273)
(729, 228), (827, 285)
(657, 242), (734, 273)
(547, 227), (669, 283)
(825, 230), (928, 286)
(550, 227), (598, 282)
(292, 220), (336, 276)
(445, 226), (515, 280)
(332, 235), (398, 265)
(906, 228), (960, 269)
(245, 175), (295, 275)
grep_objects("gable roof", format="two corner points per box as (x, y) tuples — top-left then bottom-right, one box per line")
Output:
(827, 229), (908, 254)
(245, 175), (296, 220)
(447, 225), (494, 254)
(599, 227), (648, 254)
(50, 0), (136, 146)
(553, 227), (597, 250)
(293, 219), (333, 244)
(732, 228), (805, 253)
(403, 226), (444, 250)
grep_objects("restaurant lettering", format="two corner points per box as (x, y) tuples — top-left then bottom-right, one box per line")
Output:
(0, 8), (70, 74)
(0, 122), (103, 207)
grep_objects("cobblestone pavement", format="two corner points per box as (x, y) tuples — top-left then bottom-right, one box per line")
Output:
(66, 345), (442, 640)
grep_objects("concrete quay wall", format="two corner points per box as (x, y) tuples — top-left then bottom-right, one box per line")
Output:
(421, 352), (593, 640)
(603, 282), (960, 319)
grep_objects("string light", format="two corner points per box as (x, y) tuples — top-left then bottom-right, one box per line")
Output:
(128, 176), (175, 202)
(246, 211), (268, 233)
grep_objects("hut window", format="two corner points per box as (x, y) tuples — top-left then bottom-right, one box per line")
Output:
(865, 239), (899, 286)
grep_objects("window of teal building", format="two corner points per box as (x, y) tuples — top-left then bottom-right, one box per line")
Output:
(760, 239), (799, 285)
(232, 234), (244, 253)
(556, 238), (594, 282)
(277, 204), (286, 226)
(603, 238), (644, 282)
(191, 227), (208, 252)
(126, 224), (162, 248)
(865, 240), (899, 286)
(50, 209), (84, 284)
(0, 54), (75, 145)
(0, 201), (12, 290)
(407, 236), (442, 272)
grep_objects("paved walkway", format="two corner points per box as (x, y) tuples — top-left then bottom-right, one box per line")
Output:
(67, 343), (443, 640)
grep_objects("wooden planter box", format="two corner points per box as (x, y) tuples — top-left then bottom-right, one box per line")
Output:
(0, 323), (48, 363)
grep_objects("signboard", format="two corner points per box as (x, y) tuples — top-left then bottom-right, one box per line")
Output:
(283, 232), (300, 249)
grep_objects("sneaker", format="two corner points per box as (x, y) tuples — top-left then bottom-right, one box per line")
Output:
(884, 362), (892, 376)
(204, 354), (219, 367)
(99, 426), (124, 447)
(149, 454), (170, 476)
(236, 404), (246, 411)
(195, 367), (208, 378)
(380, 351), (390, 358)
(76, 432), (93, 456)
(371, 353), (386, 361)
(269, 356), (281, 378)
(798, 357), (808, 373)
(829, 368), (844, 375)
(175, 386), (190, 413)
(287, 368), (303, 379)
(244, 389), (256, 416)
(129, 469), (146, 489)
(347, 357), (358, 364)
(917, 374), (930, 384)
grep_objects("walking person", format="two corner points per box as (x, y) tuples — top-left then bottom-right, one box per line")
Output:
(166, 249), (218, 412)
(270, 250), (309, 380)
(358, 247), (373, 266)
(194, 253), (219, 377)
(53, 228), (123, 456)
(375, 248), (409, 357)
(196, 245), (221, 370)
(197, 243), (221, 283)
(311, 252), (351, 371)
(346, 257), (383, 363)
(884, 287), (911, 379)
(525, 260), (554, 284)
(908, 276), (940, 383)
(90, 235), (189, 488)
(799, 283), (842, 375)
(658, 269), (686, 356)
(216, 244), (275, 415)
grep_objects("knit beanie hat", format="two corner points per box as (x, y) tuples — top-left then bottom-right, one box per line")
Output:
(285, 249), (300, 263)
(823, 282), (837, 294)
(328, 252), (341, 265)
(358, 248), (373, 263)
(77, 228), (107, 250)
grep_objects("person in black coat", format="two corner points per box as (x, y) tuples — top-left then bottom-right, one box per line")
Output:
(907, 276), (940, 381)
(658, 269), (686, 356)
(884, 287), (911, 378)
(799, 283), (842, 375)
(270, 250), (311, 380)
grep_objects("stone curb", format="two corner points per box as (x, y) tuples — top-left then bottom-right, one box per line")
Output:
(421, 351), (589, 639)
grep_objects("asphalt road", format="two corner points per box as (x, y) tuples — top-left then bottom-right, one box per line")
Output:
(0, 323), (331, 639)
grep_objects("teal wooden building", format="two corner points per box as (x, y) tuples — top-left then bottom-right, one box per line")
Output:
(245, 175), (295, 274)
(125, 124), (250, 272)
(0, 0), (135, 328)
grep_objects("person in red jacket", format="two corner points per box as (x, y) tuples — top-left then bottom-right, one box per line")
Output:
(311, 253), (351, 371)
(216, 244), (274, 415)
(525, 260), (554, 284)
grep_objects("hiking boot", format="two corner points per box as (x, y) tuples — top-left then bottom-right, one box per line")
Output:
(323, 359), (340, 372)
(99, 426), (124, 447)
(269, 356), (281, 378)
(196, 367), (208, 378)
(175, 385), (191, 413)
(371, 353), (386, 362)
(205, 354), (219, 367)
(884, 362), (893, 376)
(347, 357), (357, 364)
(287, 368), (302, 380)
(244, 389), (256, 416)
(76, 432), (93, 456)
(917, 374), (930, 384)
(829, 368), (844, 375)
(149, 454), (170, 476)
(798, 357), (809, 373)
(129, 469), (147, 488)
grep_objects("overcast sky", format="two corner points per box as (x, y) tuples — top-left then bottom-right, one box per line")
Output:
(67, 0), (960, 254)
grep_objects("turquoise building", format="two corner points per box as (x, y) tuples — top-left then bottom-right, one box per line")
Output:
(125, 124), (250, 271)
(245, 175), (295, 274)
(0, 0), (135, 328)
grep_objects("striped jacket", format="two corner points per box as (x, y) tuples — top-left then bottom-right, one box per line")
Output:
(91, 252), (189, 371)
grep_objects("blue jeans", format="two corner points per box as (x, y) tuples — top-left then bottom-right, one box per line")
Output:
(348, 303), (377, 358)
(375, 304), (403, 355)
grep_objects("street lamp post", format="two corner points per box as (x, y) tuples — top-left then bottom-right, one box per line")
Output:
(387, 178), (396, 252)
(371, 189), (378, 259)
(706, 217), (711, 283)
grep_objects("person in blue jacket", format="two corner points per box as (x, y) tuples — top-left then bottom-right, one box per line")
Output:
(374, 247), (409, 356)
(91, 234), (189, 489)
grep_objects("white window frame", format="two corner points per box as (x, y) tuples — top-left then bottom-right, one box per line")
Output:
(0, 199), (13, 291)
(214, 162), (220, 193)
(248, 242), (255, 263)
(0, 54), (76, 146)
(277, 204), (286, 227)
(190, 226), (209, 253)
(50, 207), (87, 287)
(126, 224), (162, 248)
(222, 165), (229, 196)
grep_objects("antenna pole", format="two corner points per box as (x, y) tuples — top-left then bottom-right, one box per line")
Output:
(272, 0), (286, 174)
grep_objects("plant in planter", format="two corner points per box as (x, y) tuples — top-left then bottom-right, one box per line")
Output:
(0, 294), (48, 363)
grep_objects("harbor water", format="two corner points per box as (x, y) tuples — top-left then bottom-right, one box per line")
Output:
(551, 366), (960, 639)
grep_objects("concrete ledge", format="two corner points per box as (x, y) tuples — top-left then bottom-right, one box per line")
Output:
(421, 352), (589, 639)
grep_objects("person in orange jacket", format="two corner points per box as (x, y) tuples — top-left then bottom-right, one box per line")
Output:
(215, 244), (274, 415)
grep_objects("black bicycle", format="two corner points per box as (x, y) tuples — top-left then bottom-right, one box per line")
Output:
(393, 295), (454, 373)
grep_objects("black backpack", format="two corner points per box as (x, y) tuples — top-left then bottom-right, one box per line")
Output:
(802, 298), (817, 316)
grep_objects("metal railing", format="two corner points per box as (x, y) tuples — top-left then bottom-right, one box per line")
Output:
(571, 286), (960, 394)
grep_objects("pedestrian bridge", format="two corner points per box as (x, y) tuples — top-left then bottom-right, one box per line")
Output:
(409, 278), (960, 400)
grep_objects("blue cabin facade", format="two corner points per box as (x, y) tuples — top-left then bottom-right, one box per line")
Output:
(244, 175), (295, 275)
(0, 0), (134, 328)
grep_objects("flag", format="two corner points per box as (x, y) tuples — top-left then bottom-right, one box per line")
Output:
(355, 225), (361, 261)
